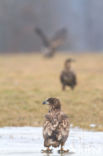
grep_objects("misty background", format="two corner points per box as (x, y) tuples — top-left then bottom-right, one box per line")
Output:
(0, 0), (103, 52)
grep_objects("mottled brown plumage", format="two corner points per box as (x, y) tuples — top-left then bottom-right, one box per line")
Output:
(35, 28), (67, 58)
(42, 98), (69, 153)
(60, 58), (77, 90)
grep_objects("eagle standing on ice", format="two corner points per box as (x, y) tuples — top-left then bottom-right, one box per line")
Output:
(35, 28), (67, 58)
(42, 98), (69, 153)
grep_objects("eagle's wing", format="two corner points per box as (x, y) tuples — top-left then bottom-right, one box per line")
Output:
(51, 28), (67, 49)
(43, 114), (53, 138)
(35, 27), (50, 47)
(43, 113), (60, 147)
(43, 113), (58, 138)
(70, 70), (77, 85)
(57, 112), (70, 144)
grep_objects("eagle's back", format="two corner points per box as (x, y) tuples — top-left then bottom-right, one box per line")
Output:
(43, 111), (69, 147)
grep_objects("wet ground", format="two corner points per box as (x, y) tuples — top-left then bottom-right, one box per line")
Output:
(0, 127), (103, 156)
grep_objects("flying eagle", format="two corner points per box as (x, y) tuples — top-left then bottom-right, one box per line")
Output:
(35, 27), (67, 58)
(60, 58), (77, 90)
(42, 98), (69, 153)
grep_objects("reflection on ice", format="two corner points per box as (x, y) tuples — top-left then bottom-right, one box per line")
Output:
(0, 127), (103, 156)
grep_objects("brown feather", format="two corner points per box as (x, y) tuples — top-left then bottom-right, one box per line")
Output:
(43, 98), (69, 148)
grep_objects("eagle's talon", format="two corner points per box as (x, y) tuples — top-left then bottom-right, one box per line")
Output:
(41, 149), (53, 153)
(58, 149), (69, 153)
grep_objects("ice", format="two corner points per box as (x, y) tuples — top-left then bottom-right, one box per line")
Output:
(0, 127), (103, 156)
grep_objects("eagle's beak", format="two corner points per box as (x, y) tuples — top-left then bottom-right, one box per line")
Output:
(42, 101), (49, 105)
(43, 101), (46, 104)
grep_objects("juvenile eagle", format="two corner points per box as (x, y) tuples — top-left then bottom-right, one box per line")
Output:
(60, 58), (77, 90)
(35, 27), (67, 58)
(42, 98), (69, 153)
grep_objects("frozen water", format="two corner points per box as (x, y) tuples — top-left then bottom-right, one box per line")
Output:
(0, 127), (103, 156)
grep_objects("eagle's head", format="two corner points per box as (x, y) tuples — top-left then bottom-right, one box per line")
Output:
(65, 58), (75, 69)
(43, 98), (61, 110)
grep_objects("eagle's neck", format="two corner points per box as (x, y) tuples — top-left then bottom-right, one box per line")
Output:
(65, 63), (71, 70)
(49, 105), (61, 113)
(65, 66), (71, 71)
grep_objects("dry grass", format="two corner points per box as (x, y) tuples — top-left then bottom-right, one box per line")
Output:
(0, 52), (103, 131)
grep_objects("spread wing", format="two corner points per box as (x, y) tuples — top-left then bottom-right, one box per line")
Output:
(35, 27), (50, 47)
(51, 28), (67, 49)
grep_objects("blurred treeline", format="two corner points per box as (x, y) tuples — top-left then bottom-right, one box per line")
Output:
(0, 0), (103, 52)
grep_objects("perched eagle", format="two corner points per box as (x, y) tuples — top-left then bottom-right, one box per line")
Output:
(42, 98), (69, 153)
(60, 58), (77, 90)
(35, 27), (67, 58)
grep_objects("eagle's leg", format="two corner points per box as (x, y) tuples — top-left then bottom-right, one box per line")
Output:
(58, 144), (69, 153)
(41, 147), (53, 153)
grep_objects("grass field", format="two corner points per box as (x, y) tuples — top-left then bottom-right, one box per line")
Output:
(0, 52), (103, 131)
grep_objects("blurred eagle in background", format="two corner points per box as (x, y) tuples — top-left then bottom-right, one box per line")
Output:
(35, 27), (67, 58)
(42, 98), (69, 153)
(60, 58), (77, 90)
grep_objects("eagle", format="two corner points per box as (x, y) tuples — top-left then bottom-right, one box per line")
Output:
(35, 27), (67, 58)
(42, 98), (69, 153)
(60, 58), (77, 90)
